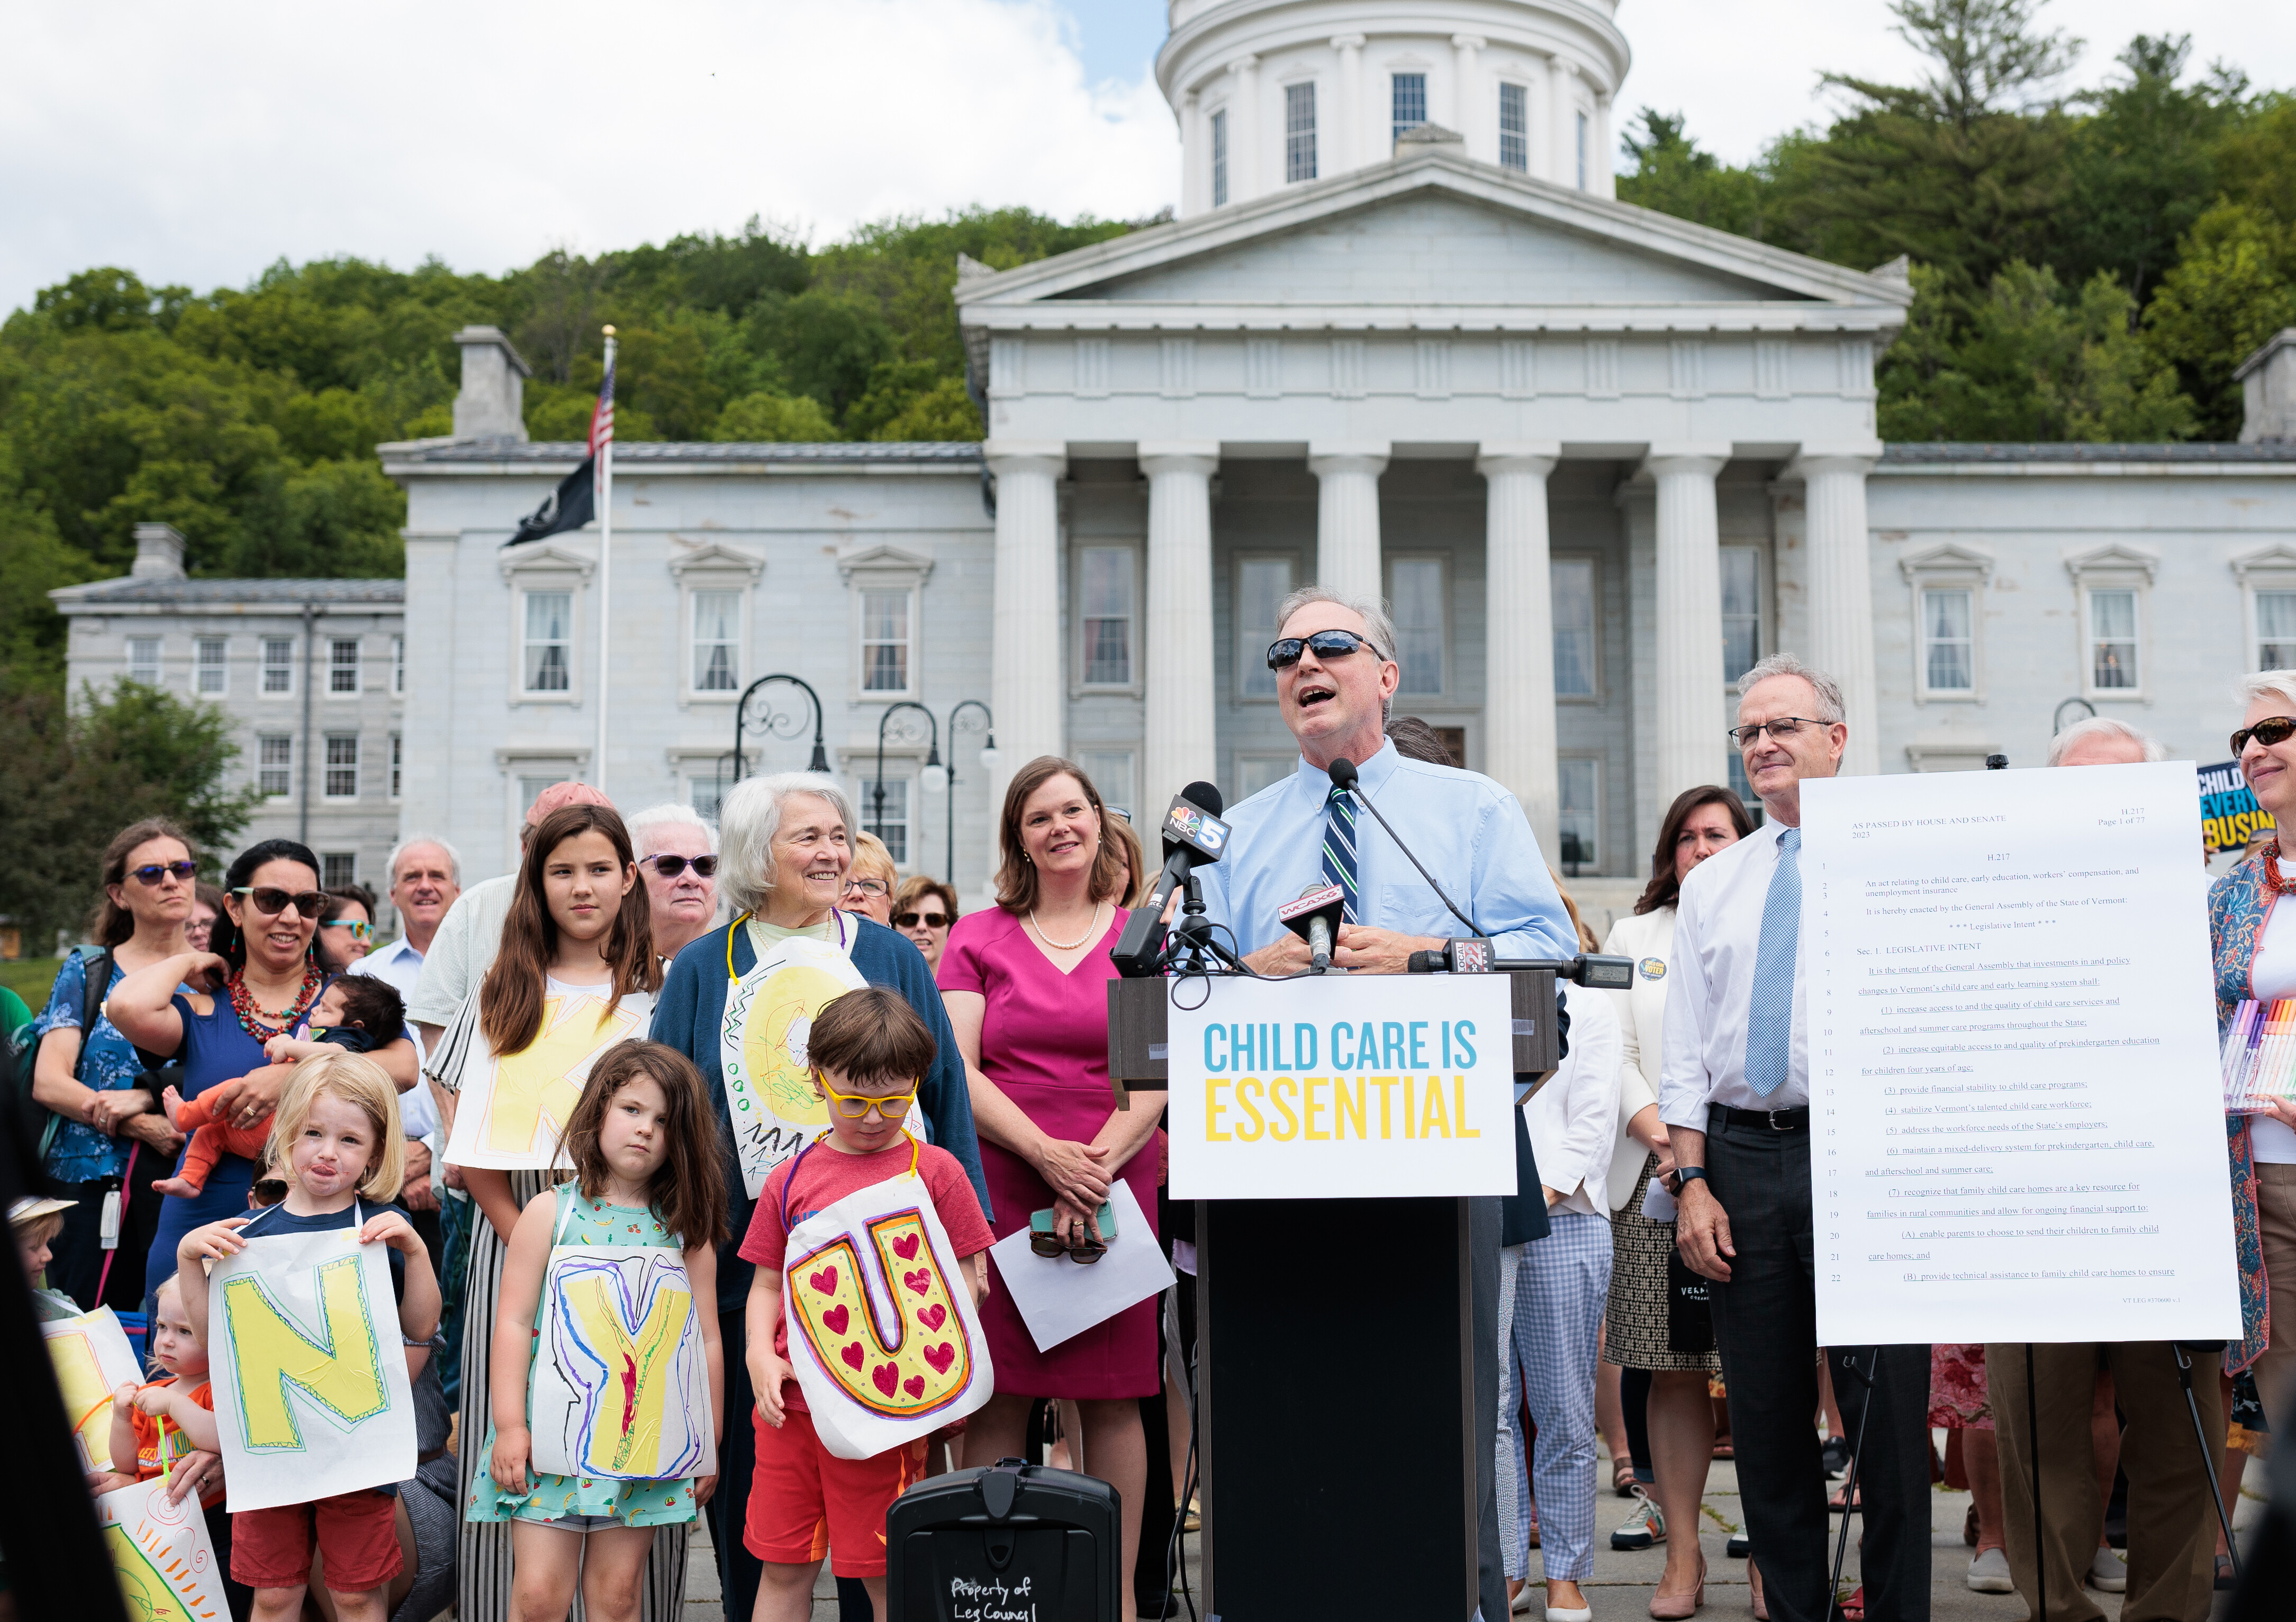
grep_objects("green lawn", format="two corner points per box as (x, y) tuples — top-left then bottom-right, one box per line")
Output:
(1, 956), (64, 1013)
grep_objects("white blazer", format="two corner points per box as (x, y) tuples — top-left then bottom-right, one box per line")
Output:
(1523, 986), (1622, 1218)
(1598, 905), (1676, 1212)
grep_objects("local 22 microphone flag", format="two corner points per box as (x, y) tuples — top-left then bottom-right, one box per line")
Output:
(505, 345), (616, 545)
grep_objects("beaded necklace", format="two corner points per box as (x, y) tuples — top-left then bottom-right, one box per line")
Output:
(227, 961), (324, 1042)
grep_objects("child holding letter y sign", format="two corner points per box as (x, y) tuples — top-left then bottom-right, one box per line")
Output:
(176, 1050), (438, 1622)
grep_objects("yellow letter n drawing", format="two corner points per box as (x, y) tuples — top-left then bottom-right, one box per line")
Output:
(221, 1255), (389, 1450)
(487, 994), (630, 1156)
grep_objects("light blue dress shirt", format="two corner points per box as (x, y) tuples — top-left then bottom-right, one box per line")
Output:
(1200, 740), (1580, 962)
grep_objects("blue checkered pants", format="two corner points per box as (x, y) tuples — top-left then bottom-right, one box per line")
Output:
(1495, 1212), (1613, 1581)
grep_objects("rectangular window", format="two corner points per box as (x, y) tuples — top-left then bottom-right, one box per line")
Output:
(324, 735), (359, 799)
(1393, 72), (1426, 143)
(1285, 81), (1317, 183)
(1720, 547), (1761, 683)
(1079, 548), (1134, 686)
(1078, 750), (1137, 819)
(860, 777), (909, 866)
(1551, 559), (1596, 697)
(262, 636), (294, 694)
(1388, 557), (1445, 695)
(322, 853), (357, 890)
(389, 734), (402, 800)
(1726, 753), (1764, 826)
(860, 588), (911, 693)
(1575, 109), (1589, 189)
(195, 637), (228, 695)
(692, 588), (740, 692)
(686, 773), (726, 824)
(1211, 108), (1228, 207)
(1557, 759), (1599, 873)
(2089, 589), (2139, 690)
(1498, 83), (1528, 171)
(392, 635), (405, 694)
(127, 637), (161, 685)
(1231, 755), (1296, 802)
(522, 591), (572, 693)
(328, 638), (360, 694)
(1921, 588), (1975, 693)
(2261, 591), (2296, 669)
(259, 736), (293, 798)
(1237, 556), (1295, 700)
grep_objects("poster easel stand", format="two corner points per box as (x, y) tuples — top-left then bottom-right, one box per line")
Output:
(2176, 1342), (2243, 1583)
(1827, 1347), (1879, 1622)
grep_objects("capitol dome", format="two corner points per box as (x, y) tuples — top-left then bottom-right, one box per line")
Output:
(1155, 0), (1632, 214)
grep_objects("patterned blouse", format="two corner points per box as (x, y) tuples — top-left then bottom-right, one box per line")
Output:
(2209, 855), (2275, 1373)
(31, 951), (143, 1183)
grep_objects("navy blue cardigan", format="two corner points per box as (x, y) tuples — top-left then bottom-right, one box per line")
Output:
(652, 915), (993, 1315)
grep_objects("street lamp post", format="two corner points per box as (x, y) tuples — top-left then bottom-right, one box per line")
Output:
(944, 701), (996, 884)
(721, 673), (831, 810)
(872, 702), (942, 865)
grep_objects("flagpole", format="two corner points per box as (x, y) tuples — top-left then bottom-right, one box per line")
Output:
(594, 325), (616, 795)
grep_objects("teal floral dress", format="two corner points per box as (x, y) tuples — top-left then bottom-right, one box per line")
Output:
(466, 1185), (703, 1528)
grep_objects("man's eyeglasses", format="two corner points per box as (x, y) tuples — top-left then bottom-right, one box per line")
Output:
(817, 1081), (917, 1120)
(843, 878), (889, 899)
(128, 860), (197, 886)
(234, 886), (327, 918)
(319, 919), (375, 945)
(895, 911), (952, 930)
(641, 854), (718, 879)
(1266, 629), (1387, 672)
(2233, 716), (2296, 755)
(1727, 717), (1828, 748)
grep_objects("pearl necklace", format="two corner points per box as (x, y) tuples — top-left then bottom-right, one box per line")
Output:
(1029, 900), (1106, 952)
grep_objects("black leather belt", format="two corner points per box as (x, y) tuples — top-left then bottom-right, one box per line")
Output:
(1711, 1104), (1810, 1132)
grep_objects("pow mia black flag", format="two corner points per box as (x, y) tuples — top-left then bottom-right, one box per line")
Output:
(505, 455), (596, 545)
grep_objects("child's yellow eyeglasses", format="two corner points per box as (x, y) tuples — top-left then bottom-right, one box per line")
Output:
(817, 1080), (919, 1120)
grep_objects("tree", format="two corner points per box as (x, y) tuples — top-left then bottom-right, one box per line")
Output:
(2143, 203), (2296, 437)
(712, 392), (837, 442)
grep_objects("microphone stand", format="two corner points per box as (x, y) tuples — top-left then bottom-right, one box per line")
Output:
(1334, 764), (1481, 939)
(1164, 874), (1249, 977)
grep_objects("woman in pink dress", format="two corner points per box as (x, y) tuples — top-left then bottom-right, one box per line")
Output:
(939, 755), (1162, 1620)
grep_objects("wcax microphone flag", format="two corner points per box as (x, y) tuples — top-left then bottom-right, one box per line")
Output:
(506, 454), (597, 546)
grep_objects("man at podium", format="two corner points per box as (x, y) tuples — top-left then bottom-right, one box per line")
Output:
(1200, 583), (1578, 1622)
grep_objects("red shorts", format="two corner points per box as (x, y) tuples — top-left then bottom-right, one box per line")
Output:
(231, 1490), (404, 1593)
(743, 1407), (927, 1578)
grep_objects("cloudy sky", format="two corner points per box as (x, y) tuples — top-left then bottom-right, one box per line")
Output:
(6, 0), (2294, 316)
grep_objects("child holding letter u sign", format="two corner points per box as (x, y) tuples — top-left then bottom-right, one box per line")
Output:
(175, 1050), (439, 1622)
(469, 1039), (727, 1622)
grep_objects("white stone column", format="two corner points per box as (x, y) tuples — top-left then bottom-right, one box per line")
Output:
(1548, 56), (1577, 188)
(1451, 35), (1485, 159)
(1180, 93), (1201, 216)
(986, 440), (1067, 828)
(1307, 442), (1389, 603)
(1332, 34), (1365, 173)
(1592, 94), (1615, 199)
(1478, 443), (1562, 857)
(1787, 446), (1884, 777)
(1140, 441), (1221, 808)
(1228, 56), (1260, 203)
(1643, 443), (1732, 808)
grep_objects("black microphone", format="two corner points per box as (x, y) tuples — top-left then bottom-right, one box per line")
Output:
(1279, 883), (1346, 972)
(1325, 758), (1481, 938)
(1109, 781), (1230, 976)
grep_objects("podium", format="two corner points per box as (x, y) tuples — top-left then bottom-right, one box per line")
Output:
(1110, 962), (1602, 1619)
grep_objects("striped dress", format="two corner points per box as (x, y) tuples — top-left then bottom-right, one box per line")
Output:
(430, 987), (688, 1622)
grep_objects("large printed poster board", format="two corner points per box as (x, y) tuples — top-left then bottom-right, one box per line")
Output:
(1800, 762), (2240, 1345)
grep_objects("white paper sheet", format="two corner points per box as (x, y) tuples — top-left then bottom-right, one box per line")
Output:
(1800, 762), (2241, 1345)
(988, 1181), (1176, 1352)
(1639, 1180), (1677, 1222)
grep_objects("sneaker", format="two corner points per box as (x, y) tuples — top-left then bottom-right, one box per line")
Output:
(2087, 1547), (2127, 1593)
(1967, 1549), (2014, 1594)
(1612, 1490), (1667, 1551)
(1820, 1436), (1851, 1478)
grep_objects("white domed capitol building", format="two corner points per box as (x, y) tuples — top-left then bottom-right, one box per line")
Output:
(57, 0), (2296, 907)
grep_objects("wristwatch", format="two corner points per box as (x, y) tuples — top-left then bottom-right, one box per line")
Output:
(1673, 1166), (1708, 1189)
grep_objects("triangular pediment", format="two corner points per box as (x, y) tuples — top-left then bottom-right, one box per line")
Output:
(958, 146), (1910, 325)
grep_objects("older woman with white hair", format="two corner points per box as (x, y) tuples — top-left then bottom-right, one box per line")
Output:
(650, 772), (990, 1622)
(626, 801), (721, 963)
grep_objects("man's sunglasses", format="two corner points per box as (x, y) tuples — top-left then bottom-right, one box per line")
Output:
(128, 860), (197, 886)
(895, 911), (952, 930)
(1265, 629), (1386, 672)
(233, 886), (327, 918)
(2233, 716), (2296, 755)
(641, 854), (718, 879)
(1727, 717), (1827, 747)
(319, 919), (375, 945)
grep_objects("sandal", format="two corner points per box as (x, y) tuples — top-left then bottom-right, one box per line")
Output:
(1614, 1457), (1640, 1496)
(1748, 1558), (1768, 1621)
(1713, 1438), (1735, 1460)
(1829, 1484), (1862, 1514)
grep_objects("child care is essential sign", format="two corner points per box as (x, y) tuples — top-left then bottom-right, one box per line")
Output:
(1167, 974), (1516, 1199)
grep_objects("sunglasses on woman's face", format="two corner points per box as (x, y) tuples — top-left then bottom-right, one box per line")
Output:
(319, 919), (375, 944)
(128, 860), (198, 886)
(2234, 715), (2296, 755)
(641, 854), (718, 879)
(1265, 628), (1384, 672)
(895, 911), (951, 930)
(234, 885), (327, 919)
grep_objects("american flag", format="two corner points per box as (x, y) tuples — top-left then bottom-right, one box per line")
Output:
(587, 343), (616, 457)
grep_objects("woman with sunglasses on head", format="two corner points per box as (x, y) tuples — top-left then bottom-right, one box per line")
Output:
(893, 876), (960, 973)
(315, 884), (378, 974)
(629, 802), (721, 965)
(842, 832), (900, 927)
(27, 818), (197, 1310)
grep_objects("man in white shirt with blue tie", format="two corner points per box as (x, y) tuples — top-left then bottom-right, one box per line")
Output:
(1660, 654), (1931, 1622)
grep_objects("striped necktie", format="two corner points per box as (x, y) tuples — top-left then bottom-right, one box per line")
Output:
(1743, 827), (1802, 1098)
(1322, 784), (1360, 925)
